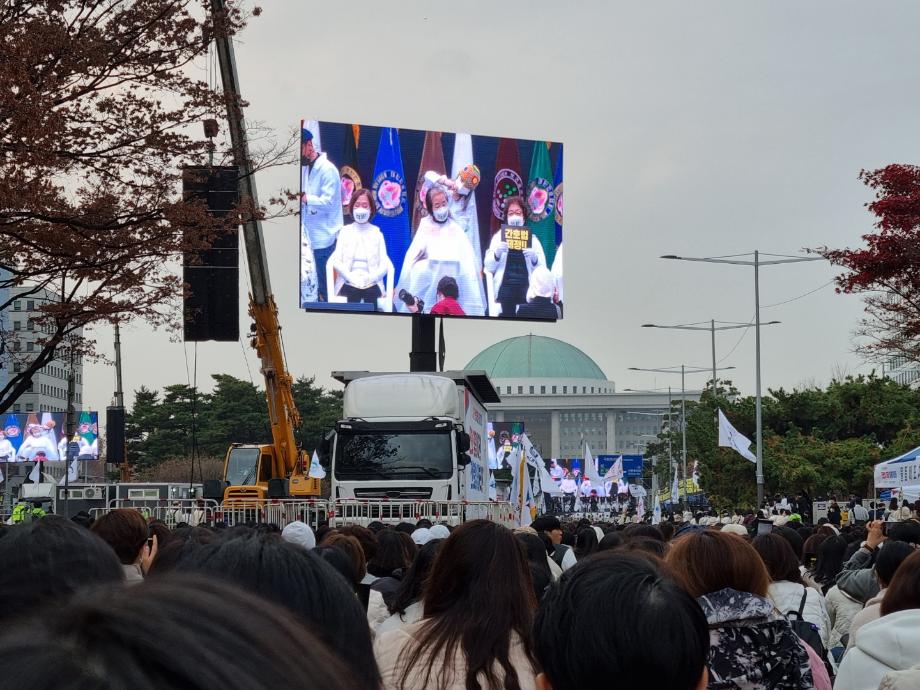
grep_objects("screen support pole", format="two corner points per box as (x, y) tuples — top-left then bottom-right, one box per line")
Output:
(410, 315), (436, 372)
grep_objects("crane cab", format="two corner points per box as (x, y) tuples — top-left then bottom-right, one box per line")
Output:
(222, 443), (320, 503)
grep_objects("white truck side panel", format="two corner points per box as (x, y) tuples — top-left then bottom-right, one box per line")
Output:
(460, 387), (488, 505)
(343, 375), (460, 419)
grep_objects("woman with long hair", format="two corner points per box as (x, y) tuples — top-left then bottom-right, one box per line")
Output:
(374, 520), (537, 690)
(812, 535), (848, 595)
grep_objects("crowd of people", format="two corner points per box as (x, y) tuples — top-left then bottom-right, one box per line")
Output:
(300, 128), (564, 319)
(1, 504), (919, 689)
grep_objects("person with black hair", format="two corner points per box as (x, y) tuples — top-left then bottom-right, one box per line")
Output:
(377, 538), (445, 636)
(367, 529), (417, 629)
(573, 527), (599, 559)
(597, 531), (624, 552)
(534, 553), (709, 690)
(430, 276), (465, 315)
(532, 515), (576, 571)
(374, 520), (537, 690)
(170, 529), (380, 690)
(0, 517), (124, 625)
(0, 575), (358, 690)
(516, 531), (553, 602)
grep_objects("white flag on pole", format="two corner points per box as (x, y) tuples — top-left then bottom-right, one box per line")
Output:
(0, 465), (3, 484)
(637, 496), (646, 520)
(718, 409), (757, 463)
(583, 443), (604, 483)
(671, 466), (680, 502)
(508, 447), (536, 527)
(652, 495), (662, 525)
(538, 462), (563, 496)
(308, 450), (326, 479)
(58, 457), (80, 485)
(28, 461), (42, 483)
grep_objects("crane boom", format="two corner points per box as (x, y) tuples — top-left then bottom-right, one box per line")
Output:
(211, 0), (314, 495)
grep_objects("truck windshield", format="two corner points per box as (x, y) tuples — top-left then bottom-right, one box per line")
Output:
(226, 447), (260, 486)
(334, 430), (453, 480)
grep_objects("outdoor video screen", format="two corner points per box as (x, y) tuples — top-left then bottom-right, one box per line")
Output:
(298, 120), (563, 321)
(1, 411), (100, 462)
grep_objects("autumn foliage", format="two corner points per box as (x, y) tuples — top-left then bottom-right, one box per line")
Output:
(823, 164), (920, 363)
(0, 0), (257, 412)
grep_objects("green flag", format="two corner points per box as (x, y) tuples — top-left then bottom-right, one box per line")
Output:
(526, 142), (558, 267)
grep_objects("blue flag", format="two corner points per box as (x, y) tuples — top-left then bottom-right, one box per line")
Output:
(553, 144), (563, 247)
(2, 413), (23, 455)
(370, 128), (411, 285)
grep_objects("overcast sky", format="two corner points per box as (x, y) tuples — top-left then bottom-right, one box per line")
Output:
(84, 0), (920, 412)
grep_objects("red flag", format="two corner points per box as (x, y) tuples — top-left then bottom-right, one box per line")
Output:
(412, 130), (447, 232)
(490, 138), (523, 237)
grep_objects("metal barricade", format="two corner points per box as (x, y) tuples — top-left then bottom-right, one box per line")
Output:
(329, 499), (517, 528)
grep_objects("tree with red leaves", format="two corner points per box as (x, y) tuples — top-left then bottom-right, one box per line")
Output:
(0, 1), (278, 413)
(823, 164), (920, 365)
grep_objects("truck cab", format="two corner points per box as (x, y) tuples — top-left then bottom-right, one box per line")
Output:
(328, 371), (499, 520)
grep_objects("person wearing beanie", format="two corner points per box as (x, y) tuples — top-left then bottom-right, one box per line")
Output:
(429, 524), (450, 540)
(515, 266), (559, 320)
(411, 528), (433, 546)
(281, 521), (316, 551)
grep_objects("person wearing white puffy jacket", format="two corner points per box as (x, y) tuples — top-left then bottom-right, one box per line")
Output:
(835, 549), (920, 690)
(753, 533), (831, 649)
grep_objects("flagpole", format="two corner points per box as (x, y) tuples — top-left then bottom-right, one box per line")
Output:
(681, 365), (687, 509)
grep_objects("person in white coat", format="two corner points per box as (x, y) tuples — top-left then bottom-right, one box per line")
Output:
(330, 189), (390, 306)
(0, 430), (15, 462)
(16, 422), (59, 462)
(825, 584), (863, 656)
(300, 127), (343, 303)
(396, 187), (484, 316)
(484, 196), (546, 318)
(753, 533), (831, 650)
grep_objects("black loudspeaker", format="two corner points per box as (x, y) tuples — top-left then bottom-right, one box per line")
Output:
(267, 478), (289, 499)
(106, 406), (125, 463)
(182, 166), (240, 342)
(203, 479), (225, 501)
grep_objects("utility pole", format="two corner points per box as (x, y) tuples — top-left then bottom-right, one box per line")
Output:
(113, 321), (129, 482)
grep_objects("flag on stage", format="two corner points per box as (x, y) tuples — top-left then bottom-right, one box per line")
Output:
(583, 443), (604, 484)
(638, 496), (646, 520)
(308, 450), (326, 479)
(28, 460), (42, 483)
(603, 455), (624, 483)
(552, 144), (563, 247)
(526, 142), (558, 267)
(490, 138), (523, 236)
(340, 124), (362, 218)
(1, 412), (21, 457)
(718, 409), (757, 463)
(538, 462), (563, 496)
(372, 128), (411, 283)
(671, 464), (680, 502)
(412, 130), (446, 232)
(509, 446), (537, 527)
(652, 494), (661, 525)
(488, 470), (497, 501)
(451, 133), (484, 277)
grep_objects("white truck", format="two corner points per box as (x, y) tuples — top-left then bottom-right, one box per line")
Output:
(327, 370), (502, 524)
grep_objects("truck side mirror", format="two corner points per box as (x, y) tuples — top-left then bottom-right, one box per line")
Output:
(456, 432), (471, 467)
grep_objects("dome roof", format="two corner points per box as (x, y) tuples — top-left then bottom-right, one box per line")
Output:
(465, 335), (607, 380)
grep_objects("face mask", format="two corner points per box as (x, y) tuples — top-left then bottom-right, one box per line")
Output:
(352, 207), (370, 223)
(433, 207), (449, 222)
(507, 214), (524, 227)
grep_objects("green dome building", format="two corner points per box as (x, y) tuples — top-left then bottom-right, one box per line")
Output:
(465, 335), (699, 460)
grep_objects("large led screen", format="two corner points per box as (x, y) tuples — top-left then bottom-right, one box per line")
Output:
(299, 120), (563, 321)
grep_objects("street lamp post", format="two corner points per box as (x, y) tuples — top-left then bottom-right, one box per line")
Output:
(641, 319), (780, 394)
(661, 251), (824, 506)
(629, 365), (734, 508)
